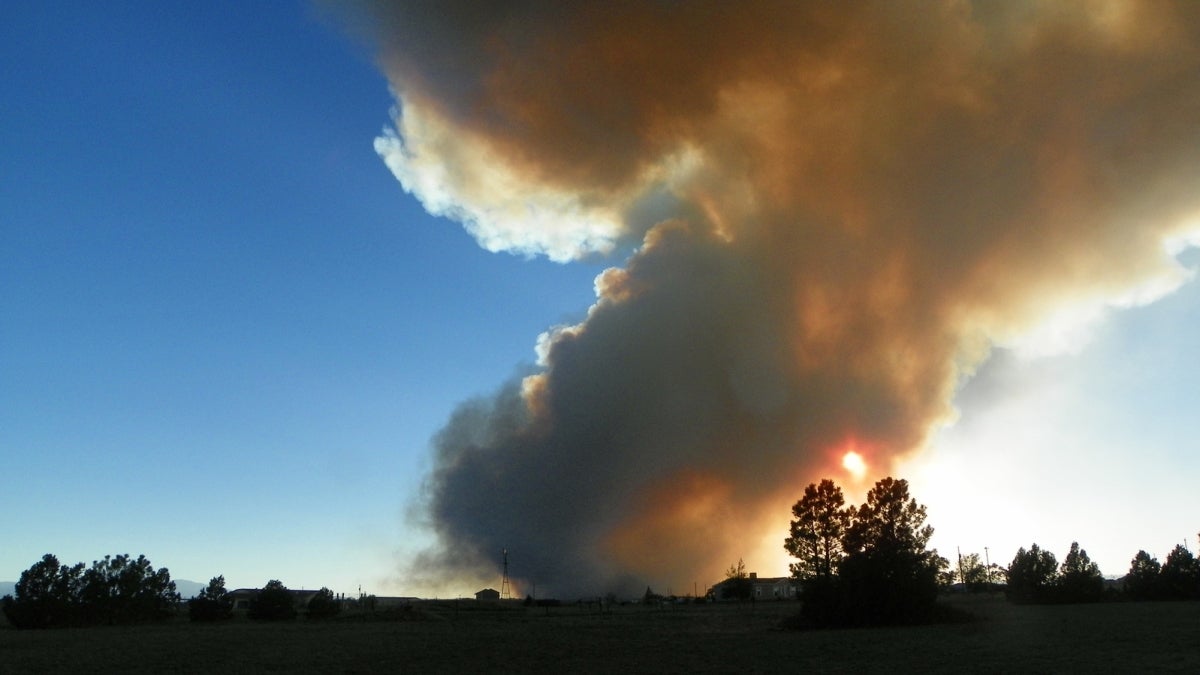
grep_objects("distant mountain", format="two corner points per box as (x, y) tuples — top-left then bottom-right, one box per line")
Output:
(175, 579), (206, 599)
(0, 579), (205, 599)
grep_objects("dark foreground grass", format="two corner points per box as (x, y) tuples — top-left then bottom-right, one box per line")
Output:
(2, 596), (1197, 673)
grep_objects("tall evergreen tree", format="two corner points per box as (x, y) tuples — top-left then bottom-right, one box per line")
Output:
(835, 477), (945, 625)
(1006, 545), (1058, 604)
(1124, 550), (1162, 600)
(1160, 545), (1200, 600)
(784, 479), (849, 582)
(1058, 542), (1104, 602)
(785, 477), (947, 627)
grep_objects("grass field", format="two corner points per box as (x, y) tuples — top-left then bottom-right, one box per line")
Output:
(2, 596), (1197, 673)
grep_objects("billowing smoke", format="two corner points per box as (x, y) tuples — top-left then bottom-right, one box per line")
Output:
(337, 1), (1200, 596)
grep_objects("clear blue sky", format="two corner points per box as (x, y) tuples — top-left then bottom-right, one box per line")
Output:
(3, 2), (1198, 596)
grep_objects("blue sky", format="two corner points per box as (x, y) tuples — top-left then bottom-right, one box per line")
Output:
(1, 2), (602, 594)
(4, 2), (1198, 596)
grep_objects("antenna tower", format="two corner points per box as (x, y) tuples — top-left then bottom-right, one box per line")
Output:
(500, 549), (511, 599)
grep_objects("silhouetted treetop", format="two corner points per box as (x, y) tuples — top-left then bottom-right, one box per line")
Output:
(1058, 542), (1104, 602)
(249, 580), (297, 621)
(784, 478), (848, 582)
(1124, 550), (1162, 600)
(188, 575), (233, 622)
(3, 553), (178, 628)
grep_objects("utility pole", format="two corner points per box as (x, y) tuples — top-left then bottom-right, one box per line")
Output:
(500, 549), (511, 600)
(984, 547), (991, 585)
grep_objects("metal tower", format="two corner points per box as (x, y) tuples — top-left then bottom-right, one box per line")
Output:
(500, 549), (511, 600)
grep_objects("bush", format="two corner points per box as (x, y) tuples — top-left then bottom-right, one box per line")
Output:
(306, 587), (340, 619)
(834, 549), (941, 626)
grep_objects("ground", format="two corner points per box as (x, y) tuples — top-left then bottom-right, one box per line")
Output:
(2, 596), (1197, 673)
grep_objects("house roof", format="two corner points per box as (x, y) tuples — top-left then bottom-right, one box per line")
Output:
(226, 588), (323, 600)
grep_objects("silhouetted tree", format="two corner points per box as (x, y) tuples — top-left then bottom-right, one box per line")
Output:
(248, 580), (297, 620)
(785, 479), (849, 582)
(1006, 545), (1058, 604)
(937, 567), (957, 588)
(957, 552), (990, 591)
(1124, 550), (1162, 600)
(720, 558), (753, 600)
(1057, 542), (1104, 602)
(188, 575), (233, 622)
(784, 480), (852, 623)
(5, 553), (178, 628)
(1, 554), (84, 629)
(78, 554), (179, 625)
(833, 477), (946, 625)
(1160, 545), (1200, 600)
(306, 587), (340, 619)
(785, 477), (948, 627)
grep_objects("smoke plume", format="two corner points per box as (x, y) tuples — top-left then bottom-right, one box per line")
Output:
(338, 1), (1200, 596)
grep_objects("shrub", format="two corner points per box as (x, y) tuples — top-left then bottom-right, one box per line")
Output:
(306, 587), (340, 619)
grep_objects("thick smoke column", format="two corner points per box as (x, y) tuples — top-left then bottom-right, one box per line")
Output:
(339, 1), (1200, 596)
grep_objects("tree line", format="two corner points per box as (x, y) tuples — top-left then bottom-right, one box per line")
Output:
(1006, 538), (1200, 604)
(784, 477), (1200, 627)
(2, 553), (340, 629)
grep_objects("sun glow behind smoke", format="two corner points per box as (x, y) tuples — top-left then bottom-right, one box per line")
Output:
(842, 451), (867, 481)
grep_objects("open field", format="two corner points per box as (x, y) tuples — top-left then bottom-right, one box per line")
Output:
(2, 596), (1197, 673)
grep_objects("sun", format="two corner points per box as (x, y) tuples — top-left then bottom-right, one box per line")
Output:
(842, 450), (867, 479)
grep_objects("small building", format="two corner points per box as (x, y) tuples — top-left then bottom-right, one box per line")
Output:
(475, 588), (500, 601)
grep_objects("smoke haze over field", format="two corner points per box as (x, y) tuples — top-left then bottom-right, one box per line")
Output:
(337, 1), (1200, 596)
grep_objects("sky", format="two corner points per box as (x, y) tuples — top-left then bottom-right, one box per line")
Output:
(3, 2), (1199, 598)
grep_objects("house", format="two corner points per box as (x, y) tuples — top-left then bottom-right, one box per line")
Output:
(225, 588), (324, 611)
(751, 574), (798, 600)
(709, 572), (797, 600)
(475, 588), (501, 601)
